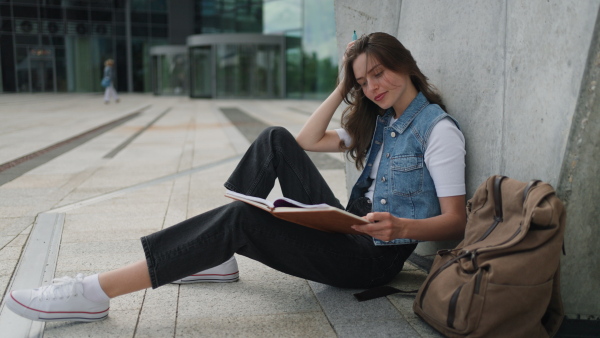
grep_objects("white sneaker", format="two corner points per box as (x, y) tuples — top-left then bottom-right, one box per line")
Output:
(4, 274), (109, 322)
(172, 256), (239, 284)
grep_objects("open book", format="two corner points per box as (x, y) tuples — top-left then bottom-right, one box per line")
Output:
(225, 190), (369, 234)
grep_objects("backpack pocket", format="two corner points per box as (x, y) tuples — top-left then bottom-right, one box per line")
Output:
(475, 279), (553, 336)
(418, 267), (488, 335)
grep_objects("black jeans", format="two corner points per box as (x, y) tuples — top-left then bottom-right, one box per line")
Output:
(141, 127), (416, 289)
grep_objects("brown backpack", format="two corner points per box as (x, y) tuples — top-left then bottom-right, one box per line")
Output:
(412, 175), (566, 337)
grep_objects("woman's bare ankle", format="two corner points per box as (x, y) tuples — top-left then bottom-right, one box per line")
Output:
(98, 260), (152, 298)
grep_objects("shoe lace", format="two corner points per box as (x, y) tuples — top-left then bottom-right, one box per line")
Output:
(39, 273), (85, 301)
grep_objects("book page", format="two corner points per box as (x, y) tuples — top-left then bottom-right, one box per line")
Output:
(225, 190), (274, 210)
(272, 197), (330, 209)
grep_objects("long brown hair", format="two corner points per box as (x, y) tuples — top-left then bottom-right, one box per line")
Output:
(340, 32), (445, 169)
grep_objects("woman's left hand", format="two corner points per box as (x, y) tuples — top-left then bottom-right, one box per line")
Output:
(351, 212), (409, 242)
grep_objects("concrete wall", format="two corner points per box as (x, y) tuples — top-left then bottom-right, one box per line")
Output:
(335, 0), (600, 318)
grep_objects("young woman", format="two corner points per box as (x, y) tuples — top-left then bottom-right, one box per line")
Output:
(5, 32), (466, 322)
(102, 59), (119, 104)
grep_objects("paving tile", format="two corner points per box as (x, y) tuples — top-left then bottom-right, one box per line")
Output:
(308, 282), (401, 324)
(0, 246), (22, 276)
(335, 319), (419, 337)
(177, 277), (320, 319)
(6, 234), (28, 247)
(0, 217), (34, 236)
(0, 274), (11, 301)
(175, 312), (336, 338)
(136, 284), (178, 337)
(388, 295), (443, 338)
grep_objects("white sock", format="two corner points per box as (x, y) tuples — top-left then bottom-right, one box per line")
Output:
(82, 274), (110, 302)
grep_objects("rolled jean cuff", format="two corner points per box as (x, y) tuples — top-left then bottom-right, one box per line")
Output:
(140, 235), (160, 289)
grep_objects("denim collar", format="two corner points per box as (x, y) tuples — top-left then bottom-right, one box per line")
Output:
(381, 92), (430, 134)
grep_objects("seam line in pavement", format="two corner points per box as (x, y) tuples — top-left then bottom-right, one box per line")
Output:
(104, 107), (172, 159)
(49, 154), (243, 213)
(0, 104), (151, 187)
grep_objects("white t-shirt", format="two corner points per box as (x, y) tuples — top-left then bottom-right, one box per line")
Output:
(336, 117), (466, 201)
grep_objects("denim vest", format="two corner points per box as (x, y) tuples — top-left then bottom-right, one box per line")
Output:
(347, 92), (459, 246)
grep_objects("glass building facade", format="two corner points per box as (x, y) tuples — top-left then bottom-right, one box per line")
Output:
(187, 33), (284, 98)
(0, 0), (337, 99)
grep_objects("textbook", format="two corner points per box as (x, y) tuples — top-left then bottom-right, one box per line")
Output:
(225, 190), (369, 234)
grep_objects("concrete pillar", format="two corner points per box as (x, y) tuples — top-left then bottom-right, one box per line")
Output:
(557, 9), (600, 319)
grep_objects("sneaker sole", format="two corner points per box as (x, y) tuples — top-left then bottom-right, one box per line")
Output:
(6, 293), (109, 322)
(172, 272), (239, 284)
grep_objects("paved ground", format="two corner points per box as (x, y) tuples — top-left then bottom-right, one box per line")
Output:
(0, 93), (440, 337)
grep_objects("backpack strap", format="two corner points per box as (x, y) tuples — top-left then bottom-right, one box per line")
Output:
(353, 285), (419, 302)
(493, 175), (506, 221)
(475, 175), (506, 242)
(523, 179), (541, 205)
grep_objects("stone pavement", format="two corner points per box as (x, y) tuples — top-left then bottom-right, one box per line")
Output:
(0, 93), (440, 337)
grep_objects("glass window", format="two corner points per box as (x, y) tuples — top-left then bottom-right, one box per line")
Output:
(197, 0), (263, 34)
(114, 10), (126, 22)
(1, 19), (13, 33)
(151, 25), (168, 38)
(131, 0), (148, 11)
(190, 46), (212, 98)
(0, 4), (12, 18)
(114, 24), (126, 36)
(213, 42), (282, 98)
(256, 45), (280, 97)
(132, 25), (149, 37)
(30, 59), (55, 92)
(155, 53), (188, 95)
(13, 5), (38, 19)
(90, 1), (109, 8)
(65, 35), (95, 92)
(302, 0), (337, 98)
(15, 34), (39, 45)
(151, 13), (167, 24)
(263, 0), (301, 34)
(216, 43), (272, 97)
(131, 11), (148, 24)
(91, 10), (112, 22)
(66, 8), (89, 21)
(113, 0), (127, 9)
(115, 38), (127, 90)
(237, 44), (253, 96)
(65, 1), (89, 7)
(216, 44), (237, 97)
(285, 34), (302, 98)
(16, 47), (30, 92)
(56, 47), (68, 92)
(40, 6), (63, 20)
(150, 0), (167, 12)
(52, 36), (65, 46)
(131, 39), (157, 92)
